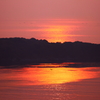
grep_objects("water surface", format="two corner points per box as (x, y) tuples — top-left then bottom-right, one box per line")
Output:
(0, 63), (100, 100)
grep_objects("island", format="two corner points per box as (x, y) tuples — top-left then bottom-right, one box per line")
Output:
(0, 37), (100, 66)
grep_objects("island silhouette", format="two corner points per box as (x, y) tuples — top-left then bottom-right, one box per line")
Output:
(0, 37), (100, 66)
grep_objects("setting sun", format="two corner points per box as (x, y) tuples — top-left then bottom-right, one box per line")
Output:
(44, 25), (66, 32)
(43, 25), (74, 42)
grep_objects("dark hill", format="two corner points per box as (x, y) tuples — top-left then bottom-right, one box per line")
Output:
(0, 37), (100, 66)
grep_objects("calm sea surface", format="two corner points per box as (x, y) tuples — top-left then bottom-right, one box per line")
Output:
(0, 63), (100, 100)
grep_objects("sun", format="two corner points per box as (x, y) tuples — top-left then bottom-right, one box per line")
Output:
(43, 25), (71, 42)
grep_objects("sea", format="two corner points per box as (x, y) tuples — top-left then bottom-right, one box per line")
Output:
(0, 62), (100, 100)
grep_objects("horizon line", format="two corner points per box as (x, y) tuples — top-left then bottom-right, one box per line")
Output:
(0, 37), (100, 45)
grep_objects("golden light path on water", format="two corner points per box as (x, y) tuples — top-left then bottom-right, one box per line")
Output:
(0, 64), (100, 86)
(20, 67), (100, 85)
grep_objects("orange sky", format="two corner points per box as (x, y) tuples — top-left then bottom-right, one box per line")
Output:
(0, 0), (100, 43)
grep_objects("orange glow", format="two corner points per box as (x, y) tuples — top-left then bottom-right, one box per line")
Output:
(0, 65), (100, 86)
(30, 63), (63, 68)
(22, 67), (100, 85)
(1, 18), (99, 43)
(42, 25), (75, 42)
(44, 25), (67, 32)
(9, 19), (83, 43)
(29, 62), (78, 68)
(27, 19), (81, 42)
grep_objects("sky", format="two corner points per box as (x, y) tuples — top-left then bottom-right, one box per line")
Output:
(0, 0), (100, 43)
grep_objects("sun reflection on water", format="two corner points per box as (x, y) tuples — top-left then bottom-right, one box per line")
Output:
(23, 67), (99, 85)
(0, 65), (99, 86)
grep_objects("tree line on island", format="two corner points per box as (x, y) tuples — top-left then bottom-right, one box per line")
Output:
(0, 37), (100, 66)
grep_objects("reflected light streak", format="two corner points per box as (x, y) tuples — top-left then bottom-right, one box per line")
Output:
(0, 66), (99, 86)
(23, 67), (99, 85)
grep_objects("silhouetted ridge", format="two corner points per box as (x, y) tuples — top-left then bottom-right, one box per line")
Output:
(0, 37), (100, 66)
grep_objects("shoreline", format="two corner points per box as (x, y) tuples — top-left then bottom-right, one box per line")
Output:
(0, 62), (100, 69)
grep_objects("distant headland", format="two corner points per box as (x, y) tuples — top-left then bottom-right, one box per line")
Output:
(0, 37), (100, 66)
